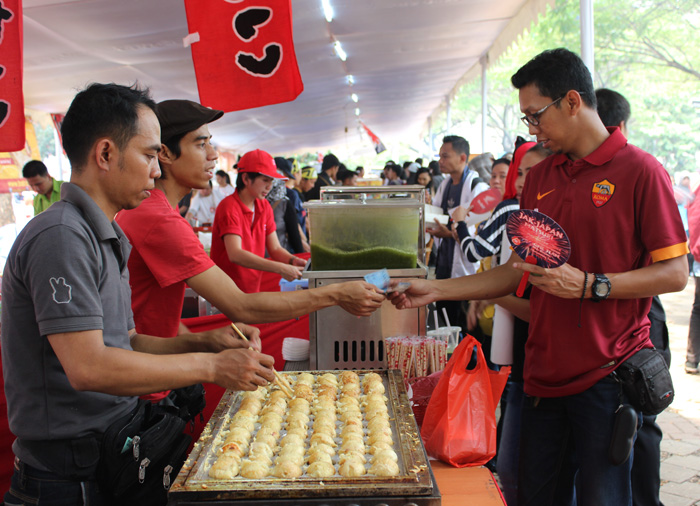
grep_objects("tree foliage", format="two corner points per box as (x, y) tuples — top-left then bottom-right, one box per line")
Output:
(431, 0), (700, 174)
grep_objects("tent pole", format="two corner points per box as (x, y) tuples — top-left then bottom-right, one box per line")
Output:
(480, 55), (487, 154)
(580, 0), (595, 79)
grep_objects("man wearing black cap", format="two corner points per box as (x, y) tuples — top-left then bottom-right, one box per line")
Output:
(116, 100), (384, 436)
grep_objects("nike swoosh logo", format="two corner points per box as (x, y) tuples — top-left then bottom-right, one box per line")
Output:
(537, 189), (555, 200)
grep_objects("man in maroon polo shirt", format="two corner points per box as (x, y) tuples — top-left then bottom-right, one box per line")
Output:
(389, 48), (688, 506)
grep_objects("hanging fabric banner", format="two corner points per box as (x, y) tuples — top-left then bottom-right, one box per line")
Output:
(183, 0), (303, 113)
(0, 0), (24, 152)
(360, 121), (387, 154)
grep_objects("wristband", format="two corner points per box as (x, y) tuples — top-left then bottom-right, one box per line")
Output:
(289, 257), (296, 265)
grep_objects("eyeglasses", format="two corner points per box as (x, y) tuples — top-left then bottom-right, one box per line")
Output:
(520, 96), (564, 127)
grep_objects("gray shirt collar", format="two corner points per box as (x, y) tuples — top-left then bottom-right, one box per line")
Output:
(60, 182), (119, 242)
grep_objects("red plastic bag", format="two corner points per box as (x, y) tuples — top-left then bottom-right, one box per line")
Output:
(420, 335), (510, 467)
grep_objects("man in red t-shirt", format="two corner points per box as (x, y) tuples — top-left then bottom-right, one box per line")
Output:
(211, 149), (307, 294)
(389, 49), (689, 506)
(117, 101), (385, 432)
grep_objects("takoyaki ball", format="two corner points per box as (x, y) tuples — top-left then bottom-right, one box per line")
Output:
(342, 417), (363, 430)
(239, 397), (263, 415)
(339, 438), (365, 455)
(269, 389), (289, 402)
(361, 372), (382, 386)
(306, 450), (333, 466)
(340, 410), (362, 424)
(285, 419), (308, 435)
(255, 426), (279, 444)
(369, 459), (400, 476)
(372, 448), (398, 463)
(209, 454), (240, 480)
(313, 397), (335, 413)
(338, 395), (360, 407)
(368, 441), (394, 455)
(310, 432), (336, 447)
(293, 384), (314, 402)
(220, 441), (246, 459)
(272, 460), (303, 479)
(338, 451), (366, 465)
(367, 416), (390, 432)
(308, 443), (335, 457)
(316, 386), (337, 401)
(365, 403), (388, 418)
(288, 398), (311, 413)
(367, 432), (393, 446)
(240, 460), (269, 479)
(243, 386), (267, 401)
(318, 373), (338, 387)
(339, 457), (366, 477)
(339, 371), (360, 385)
(340, 382), (361, 398)
(259, 420), (282, 435)
(314, 407), (337, 422)
(248, 452), (273, 468)
(280, 433), (305, 448)
(341, 424), (364, 439)
(306, 461), (336, 478)
(230, 417), (255, 434)
(364, 381), (385, 395)
(313, 418), (335, 434)
(225, 427), (253, 447)
(261, 401), (286, 417)
(286, 426), (308, 440)
(363, 393), (388, 405)
(368, 425), (392, 439)
(278, 445), (305, 463)
(297, 372), (315, 385)
(365, 410), (389, 423)
(232, 408), (256, 421)
(249, 441), (275, 460)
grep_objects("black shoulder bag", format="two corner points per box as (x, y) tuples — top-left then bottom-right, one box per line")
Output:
(615, 348), (674, 416)
(97, 400), (191, 506)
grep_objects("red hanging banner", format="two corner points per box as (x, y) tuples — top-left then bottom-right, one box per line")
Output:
(0, 0), (24, 152)
(184, 0), (303, 113)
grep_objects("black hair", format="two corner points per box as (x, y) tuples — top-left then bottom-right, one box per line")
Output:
(442, 135), (470, 158)
(415, 167), (432, 182)
(428, 160), (441, 175)
(216, 169), (231, 185)
(22, 160), (49, 178)
(492, 158), (511, 169)
(321, 153), (340, 172)
(415, 158), (423, 166)
(595, 88), (630, 128)
(402, 161), (412, 169)
(337, 169), (357, 184)
(385, 164), (402, 178)
(511, 48), (596, 109)
(236, 171), (262, 190)
(61, 83), (156, 172)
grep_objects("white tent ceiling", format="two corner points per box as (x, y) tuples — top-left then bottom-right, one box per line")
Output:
(22, 0), (552, 157)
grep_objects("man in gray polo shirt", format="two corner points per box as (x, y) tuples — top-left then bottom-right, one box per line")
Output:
(1, 83), (275, 505)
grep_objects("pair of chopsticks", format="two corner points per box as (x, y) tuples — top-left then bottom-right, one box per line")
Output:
(230, 323), (294, 398)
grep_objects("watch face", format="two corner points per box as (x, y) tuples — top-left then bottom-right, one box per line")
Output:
(594, 283), (608, 297)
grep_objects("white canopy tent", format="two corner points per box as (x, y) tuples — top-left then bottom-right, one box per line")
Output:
(22, 0), (556, 156)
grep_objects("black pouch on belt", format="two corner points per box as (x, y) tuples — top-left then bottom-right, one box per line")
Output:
(608, 404), (637, 465)
(615, 348), (674, 416)
(97, 400), (190, 506)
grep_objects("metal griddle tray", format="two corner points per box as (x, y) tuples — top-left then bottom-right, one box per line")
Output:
(169, 369), (433, 502)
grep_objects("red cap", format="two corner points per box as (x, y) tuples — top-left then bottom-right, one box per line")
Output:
(237, 149), (287, 180)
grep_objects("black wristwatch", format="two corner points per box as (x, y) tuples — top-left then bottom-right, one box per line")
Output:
(591, 273), (611, 302)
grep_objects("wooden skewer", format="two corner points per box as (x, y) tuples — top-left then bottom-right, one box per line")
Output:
(230, 323), (294, 398)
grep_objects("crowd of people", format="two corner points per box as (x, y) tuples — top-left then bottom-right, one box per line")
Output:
(4, 46), (695, 506)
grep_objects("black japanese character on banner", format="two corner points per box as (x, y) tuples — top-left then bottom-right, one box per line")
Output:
(0, 101), (9, 128)
(233, 7), (271, 41)
(0, 1), (13, 44)
(236, 43), (282, 77)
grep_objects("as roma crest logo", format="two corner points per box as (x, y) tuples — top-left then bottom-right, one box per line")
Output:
(592, 179), (615, 208)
